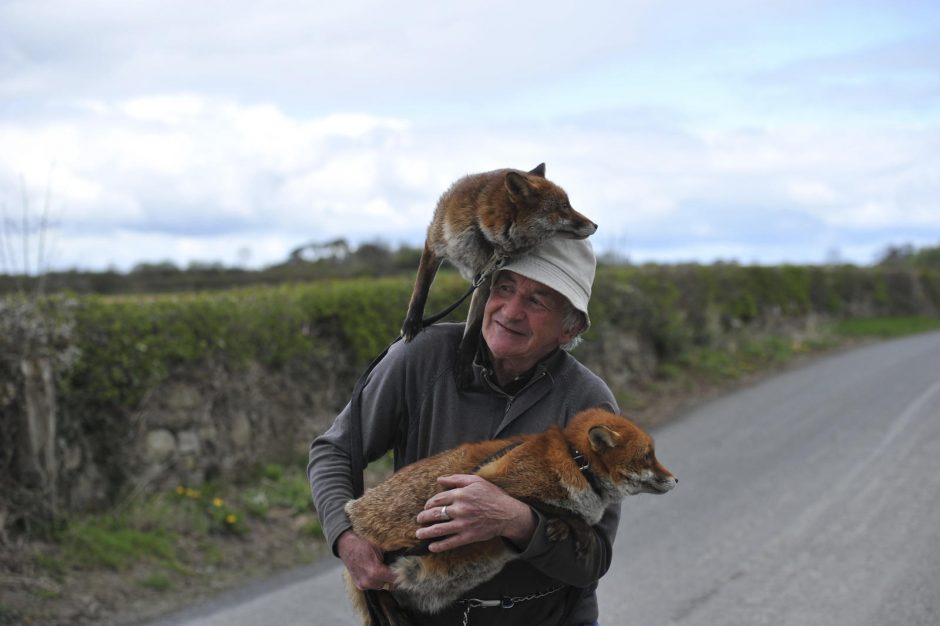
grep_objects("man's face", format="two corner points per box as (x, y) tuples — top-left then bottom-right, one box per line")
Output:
(482, 270), (576, 370)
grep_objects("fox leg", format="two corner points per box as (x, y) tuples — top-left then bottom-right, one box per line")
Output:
(402, 243), (441, 341)
(455, 283), (488, 388)
(372, 590), (415, 626)
(344, 570), (415, 626)
(545, 515), (595, 558)
(344, 570), (373, 626)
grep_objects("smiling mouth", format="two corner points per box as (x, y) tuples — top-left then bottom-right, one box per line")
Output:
(495, 320), (525, 336)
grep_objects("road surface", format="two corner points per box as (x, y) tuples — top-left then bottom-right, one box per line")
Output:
(148, 331), (940, 625)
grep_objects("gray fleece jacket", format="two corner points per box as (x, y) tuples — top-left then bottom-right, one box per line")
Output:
(307, 323), (620, 625)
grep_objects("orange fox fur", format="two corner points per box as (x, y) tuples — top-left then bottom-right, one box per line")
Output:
(400, 164), (596, 383)
(343, 408), (676, 625)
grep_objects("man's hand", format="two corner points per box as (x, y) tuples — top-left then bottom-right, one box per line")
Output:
(415, 474), (537, 552)
(337, 530), (397, 591)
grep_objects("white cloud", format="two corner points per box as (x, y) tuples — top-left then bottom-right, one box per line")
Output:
(1, 1), (938, 272)
(3, 93), (939, 270)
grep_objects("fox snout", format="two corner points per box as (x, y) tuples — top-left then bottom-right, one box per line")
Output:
(632, 470), (677, 495)
(625, 462), (677, 496)
(652, 473), (678, 493)
(563, 212), (598, 239)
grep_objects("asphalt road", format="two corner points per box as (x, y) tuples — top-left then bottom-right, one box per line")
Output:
(149, 331), (940, 626)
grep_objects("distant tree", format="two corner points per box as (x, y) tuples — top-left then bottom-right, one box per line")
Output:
(598, 250), (631, 266)
(288, 238), (350, 264)
(353, 241), (392, 273)
(913, 245), (940, 269)
(131, 260), (180, 274)
(877, 243), (940, 269)
(393, 245), (423, 272)
(186, 260), (226, 272)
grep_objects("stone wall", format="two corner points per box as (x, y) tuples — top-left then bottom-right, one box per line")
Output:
(12, 314), (830, 520)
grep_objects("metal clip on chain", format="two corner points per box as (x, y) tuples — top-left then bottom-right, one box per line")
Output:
(459, 585), (564, 626)
(473, 254), (507, 287)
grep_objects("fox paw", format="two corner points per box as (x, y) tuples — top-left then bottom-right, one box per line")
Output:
(401, 318), (423, 342)
(546, 518), (592, 557)
(454, 331), (479, 389)
(573, 535), (591, 558)
(546, 518), (571, 543)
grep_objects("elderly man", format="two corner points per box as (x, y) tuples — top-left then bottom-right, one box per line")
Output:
(308, 237), (619, 626)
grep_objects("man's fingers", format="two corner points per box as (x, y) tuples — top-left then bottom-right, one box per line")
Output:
(351, 565), (396, 591)
(426, 535), (462, 553)
(435, 474), (481, 489)
(417, 501), (456, 525)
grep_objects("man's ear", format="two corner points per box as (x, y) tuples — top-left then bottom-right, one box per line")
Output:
(589, 426), (622, 451)
(557, 325), (576, 348)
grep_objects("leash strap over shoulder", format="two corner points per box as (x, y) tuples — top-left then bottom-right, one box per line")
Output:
(348, 252), (506, 497)
(348, 338), (400, 498)
(347, 278), (483, 498)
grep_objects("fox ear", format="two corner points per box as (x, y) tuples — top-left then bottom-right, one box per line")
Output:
(505, 171), (533, 199)
(588, 426), (622, 451)
(528, 163), (546, 177)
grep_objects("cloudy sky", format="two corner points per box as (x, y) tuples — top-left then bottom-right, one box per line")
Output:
(1, 0), (938, 272)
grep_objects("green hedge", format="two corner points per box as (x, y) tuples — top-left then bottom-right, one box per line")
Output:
(46, 263), (940, 419)
(58, 274), (472, 422)
(588, 264), (939, 359)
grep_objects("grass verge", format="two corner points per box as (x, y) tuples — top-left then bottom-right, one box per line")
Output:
(2, 463), (326, 626)
(832, 315), (940, 338)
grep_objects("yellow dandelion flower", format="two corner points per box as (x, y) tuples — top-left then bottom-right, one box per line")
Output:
(212, 497), (224, 508)
(175, 485), (185, 495)
(225, 514), (238, 525)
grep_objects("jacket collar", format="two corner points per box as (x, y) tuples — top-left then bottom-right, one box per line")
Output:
(471, 347), (568, 437)
(473, 343), (564, 392)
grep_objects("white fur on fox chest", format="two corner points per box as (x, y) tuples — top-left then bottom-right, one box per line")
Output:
(548, 481), (608, 525)
(434, 223), (495, 281)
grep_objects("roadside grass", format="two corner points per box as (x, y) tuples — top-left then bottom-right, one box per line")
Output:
(0, 604), (20, 626)
(242, 463), (316, 520)
(655, 334), (828, 387)
(31, 462), (323, 595)
(57, 521), (185, 573)
(14, 457), (365, 626)
(622, 317), (939, 422)
(833, 315), (940, 338)
(655, 316), (940, 391)
(139, 571), (173, 591)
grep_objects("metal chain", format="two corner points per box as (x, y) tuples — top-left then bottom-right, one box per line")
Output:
(459, 585), (565, 626)
(473, 254), (506, 287)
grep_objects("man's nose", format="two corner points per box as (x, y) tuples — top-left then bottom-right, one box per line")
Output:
(502, 294), (526, 319)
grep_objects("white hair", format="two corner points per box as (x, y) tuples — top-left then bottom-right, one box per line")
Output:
(560, 301), (588, 351)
